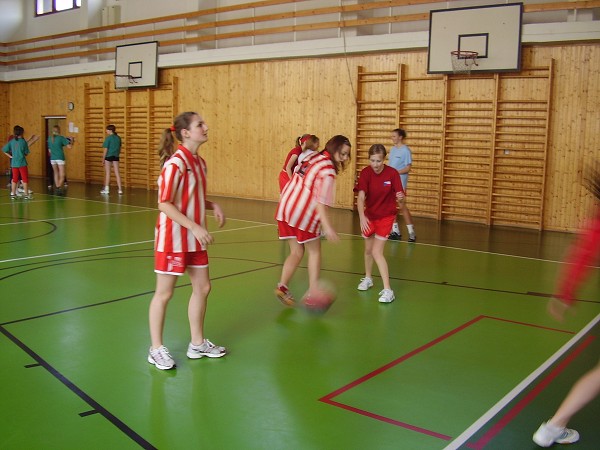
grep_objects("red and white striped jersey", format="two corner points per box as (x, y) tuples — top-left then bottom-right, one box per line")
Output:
(155, 145), (207, 252)
(276, 151), (336, 233)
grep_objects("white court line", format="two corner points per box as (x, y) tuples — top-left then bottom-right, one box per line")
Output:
(2, 199), (592, 267)
(0, 209), (154, 227)
(57, 196), (157, 211)
(0, 223), (272, 264)
(443, 312), (600, 450)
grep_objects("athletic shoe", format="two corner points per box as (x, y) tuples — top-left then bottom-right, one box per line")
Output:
(22, 195), (32, 200)
(148, 345), (176, 370)
(388, 231), (401, 241)
(100, 187), (109, 195)
(533, 422), (580, 447)
(408, 233), (417, 243)
(187, 339), (227, 359)
(10, 194), (16, 200)
(378, 289), (395, 303)
(275, 284), (295, 306)
(357, 277), (374, 291)
(118, 190), (123, 195)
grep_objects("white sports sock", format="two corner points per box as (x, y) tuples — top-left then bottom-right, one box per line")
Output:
(407, 224), (415, 234)
(392, 223), (400, 233)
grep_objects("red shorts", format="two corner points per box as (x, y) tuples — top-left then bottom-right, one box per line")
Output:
(12, 167), (29, 183)
(362, 215), (395, 240)
(278, 221), (320, 244)
(155, 250), (208, 275)
(278, 171), (290, 192)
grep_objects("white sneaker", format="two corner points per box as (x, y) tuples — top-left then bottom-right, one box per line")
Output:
(148, 345), (176, 370)
(118, 190), (123, 195)
(357, 277), (373, 291)
(187, 339), (227, 359)
(100, 187), (109, 195)
(378, 289), (395, 303)
(533, 422), (579, 447)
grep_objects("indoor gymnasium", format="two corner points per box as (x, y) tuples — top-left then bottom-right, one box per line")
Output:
(1, 1), (599, 449)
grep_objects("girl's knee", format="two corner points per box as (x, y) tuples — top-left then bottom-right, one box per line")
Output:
(200, 282), (211, 297)
(291, 246), (304, 259)
(151, 291), (173, 306)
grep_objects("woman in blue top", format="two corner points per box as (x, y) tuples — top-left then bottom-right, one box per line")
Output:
(101, 124), (123, 195)
(47, 125), (73, 193)
(2, 125), (32, 200)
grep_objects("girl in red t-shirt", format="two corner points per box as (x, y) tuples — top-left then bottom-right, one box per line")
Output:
(278, 134), (320, 192)
(147, 111), (227, 370)
(356, 144), (405, 303)
(275, 135), (352, 306)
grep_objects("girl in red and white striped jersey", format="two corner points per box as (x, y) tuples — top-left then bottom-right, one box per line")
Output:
(147, 112), (227, 370)
(274, 135), (352, 306)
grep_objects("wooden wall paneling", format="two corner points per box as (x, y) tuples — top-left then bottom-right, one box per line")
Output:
(354, 65), (399, 204)
(6, 45), (599, 230)
(106, 83), (126, 186)
(0, 83), (8, 174)
(352, 65), (397, 206)
(491, 65), (551, 229)
(487, 74), (501, 225)
(441, 75), (495, 224)
(84, 83), (105, 184)
(147, 79), (177, 189)
(398, 70), (444, 219)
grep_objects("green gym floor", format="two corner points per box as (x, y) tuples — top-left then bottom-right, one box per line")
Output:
(1, 179), (599, 450)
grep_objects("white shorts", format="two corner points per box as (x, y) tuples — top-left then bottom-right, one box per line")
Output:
(51, 160), (65, 166)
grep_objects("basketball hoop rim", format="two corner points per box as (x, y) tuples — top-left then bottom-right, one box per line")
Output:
(450, 50), (479, 60)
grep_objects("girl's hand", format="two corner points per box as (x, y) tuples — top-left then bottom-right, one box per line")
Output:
(359, 215), (371, 234)
(547, 297), (571, 322)
(322, 225), (339, 242)
(191, 223), (214, 246)
(396, 191), (405, 202)
(212, 202), (226, 228)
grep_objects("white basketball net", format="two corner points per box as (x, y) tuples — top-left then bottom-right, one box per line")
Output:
(450, 51), (478, 74)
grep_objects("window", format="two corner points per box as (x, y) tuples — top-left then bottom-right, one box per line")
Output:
(36, 0), (81, 16)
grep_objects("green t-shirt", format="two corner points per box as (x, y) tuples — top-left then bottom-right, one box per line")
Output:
(102, 134), (121, 158)
(2, 138), (30, 168)
(47, 135), (70, 160)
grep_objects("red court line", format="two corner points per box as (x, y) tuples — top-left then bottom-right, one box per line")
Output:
(320, 315), (484, 402)
(481, 315), (576, 335)
(320, 315), (577, 440)
(469, 334), (595, 450)
(326, 399), (453, 441)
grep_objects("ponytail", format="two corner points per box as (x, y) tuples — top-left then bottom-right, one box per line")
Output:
(158, 129), (176, 168)
(158, 111), (199, 167)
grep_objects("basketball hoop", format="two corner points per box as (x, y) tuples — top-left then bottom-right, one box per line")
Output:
(450, 50), (479, 74)
(115, 74), (137, 90)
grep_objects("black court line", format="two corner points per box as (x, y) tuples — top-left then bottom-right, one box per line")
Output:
(0, 216), (57, 244)
(79, 410), (100, 418)
(24, 363), (41, 368)
(0, 261), (281, 326)
(2, 254), (599, 327)
(323, 267), (600, 306)
(0, 325), (157, 450)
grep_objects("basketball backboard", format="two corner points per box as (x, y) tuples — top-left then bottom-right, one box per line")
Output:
(115, 41), (159, 89)
(427, 3), (523, 74)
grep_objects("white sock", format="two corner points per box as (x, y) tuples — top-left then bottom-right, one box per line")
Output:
(407, 224), (415, 234)
(392, 223), (400, 233)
